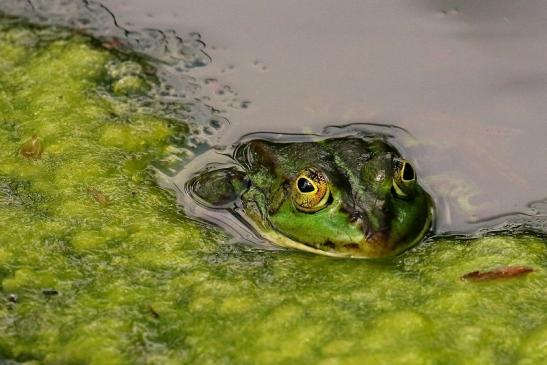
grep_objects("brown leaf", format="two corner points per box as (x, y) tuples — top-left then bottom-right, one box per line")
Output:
(20, 135), (43, 159)
(88, 188), (110, 206)
(462, 266), (534, 282)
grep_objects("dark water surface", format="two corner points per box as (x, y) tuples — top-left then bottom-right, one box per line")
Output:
(100, 0), (546, 233)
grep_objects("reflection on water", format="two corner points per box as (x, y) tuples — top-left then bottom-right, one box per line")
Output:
(102, 0), (546, 233)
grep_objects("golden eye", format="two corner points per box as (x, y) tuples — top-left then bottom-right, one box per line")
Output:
(292, 168), (330, 212)
(392, 159), (417, 198)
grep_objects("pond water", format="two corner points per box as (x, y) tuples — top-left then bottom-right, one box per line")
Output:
(101, 0), (547, 233)
(0, 1), (546, 364)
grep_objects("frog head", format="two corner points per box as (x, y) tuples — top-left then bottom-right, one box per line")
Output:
(190, 136), (434, 258)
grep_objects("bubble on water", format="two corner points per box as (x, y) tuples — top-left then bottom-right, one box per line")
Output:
(252, 59), (268, 71)
(209, 119), (224, 129)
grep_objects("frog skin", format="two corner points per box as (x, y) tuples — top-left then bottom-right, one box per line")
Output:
(189, 137), (434, 258)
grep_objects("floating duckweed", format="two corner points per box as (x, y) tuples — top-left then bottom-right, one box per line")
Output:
(2, 268), (57, 293)
(0, 18), (546, 365)
(0, 248), (11, 266)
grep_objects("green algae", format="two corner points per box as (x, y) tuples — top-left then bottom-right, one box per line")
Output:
(0, 19), (546, 365)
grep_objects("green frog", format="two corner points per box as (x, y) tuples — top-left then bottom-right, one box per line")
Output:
(188, 134), (434, 258)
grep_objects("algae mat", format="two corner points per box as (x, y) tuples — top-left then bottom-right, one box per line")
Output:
(0, 20), (546, 365)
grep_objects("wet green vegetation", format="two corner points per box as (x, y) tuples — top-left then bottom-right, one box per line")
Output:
(0, 19), (546, 365)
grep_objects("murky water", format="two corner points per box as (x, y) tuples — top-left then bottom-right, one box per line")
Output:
(101, 0), (547, 233)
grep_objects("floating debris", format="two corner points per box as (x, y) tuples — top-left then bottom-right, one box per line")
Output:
(20, 135), (43, 159)
(42, 288), (59, 297)
(88, 187), (111, 206)
(462, 266), (534, 282)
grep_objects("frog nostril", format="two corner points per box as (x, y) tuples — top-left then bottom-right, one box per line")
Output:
(341, 205), (364, 223)
(348, 211), (361, 223)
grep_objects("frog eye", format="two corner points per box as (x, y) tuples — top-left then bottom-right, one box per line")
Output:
(292, 168), (331, 212)
(392, 159), (417, 198)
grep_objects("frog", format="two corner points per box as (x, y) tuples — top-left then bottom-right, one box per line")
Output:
(187, 134), (434, 258)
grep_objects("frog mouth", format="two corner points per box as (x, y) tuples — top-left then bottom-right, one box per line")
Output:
(238, 197), (434, 259)
(290, 205), (433, 258)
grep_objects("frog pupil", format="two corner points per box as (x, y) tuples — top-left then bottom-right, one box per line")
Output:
(297, 178), (315, 193)
(402, 162), (415, 181)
